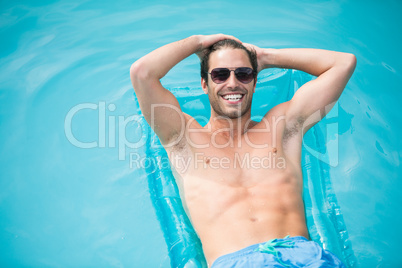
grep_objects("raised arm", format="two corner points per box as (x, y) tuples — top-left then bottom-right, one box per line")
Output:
(130, 34), (239, 145)
(245, 45), (356, 134)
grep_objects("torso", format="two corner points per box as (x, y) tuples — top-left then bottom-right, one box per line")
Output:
(165, 103), (309, 267)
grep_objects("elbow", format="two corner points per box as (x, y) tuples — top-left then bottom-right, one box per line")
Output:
(333, 53), (356, 77)
(130, 60), (155, 93)
(130, 60), (149, 84)
(343, 53), (357, 72)
(347, 53), (357, 68)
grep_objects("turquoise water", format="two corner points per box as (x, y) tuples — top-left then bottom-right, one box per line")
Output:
(1, 0), (401, 267)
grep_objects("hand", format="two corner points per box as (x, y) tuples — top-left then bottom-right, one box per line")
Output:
(243, 43), (265, 72)
(195, 34), (241, 59)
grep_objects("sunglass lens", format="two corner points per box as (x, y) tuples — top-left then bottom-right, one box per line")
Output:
(211, 68), (230, 84)
(235, 68), (254, 83)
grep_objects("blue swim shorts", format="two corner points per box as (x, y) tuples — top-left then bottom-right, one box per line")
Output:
(211, 236), (346, 267)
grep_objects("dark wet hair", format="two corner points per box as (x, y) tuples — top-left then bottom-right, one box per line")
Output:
(200, 39), (258, 83)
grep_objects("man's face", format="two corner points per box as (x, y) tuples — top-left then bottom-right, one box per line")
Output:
(201, 48), (256, 119)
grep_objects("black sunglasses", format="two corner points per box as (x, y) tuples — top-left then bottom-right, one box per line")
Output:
(208, 67), (255, 84)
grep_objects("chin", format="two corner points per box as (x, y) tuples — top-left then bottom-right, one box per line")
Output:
(210, 100), (251, 119)
(221, 108), (249, 119)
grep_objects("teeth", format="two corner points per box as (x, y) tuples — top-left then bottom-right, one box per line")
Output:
(223, 94), (243, 101)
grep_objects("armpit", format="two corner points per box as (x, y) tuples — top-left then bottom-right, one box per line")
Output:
(283, 116), (304, 144)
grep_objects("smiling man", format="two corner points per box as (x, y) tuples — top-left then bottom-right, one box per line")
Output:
(130, 34), (356, 267)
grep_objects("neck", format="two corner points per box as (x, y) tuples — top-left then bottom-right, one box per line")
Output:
(206, 111), (256, 139)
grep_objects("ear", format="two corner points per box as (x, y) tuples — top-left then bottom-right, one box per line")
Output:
(252, 78), (257, 93)
(201, 78), (208, 94)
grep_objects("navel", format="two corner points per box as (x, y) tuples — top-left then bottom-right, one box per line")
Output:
(249, 217), (258, 222)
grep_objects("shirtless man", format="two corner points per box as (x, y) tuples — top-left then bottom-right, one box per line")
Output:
(130, 34), (356, 267)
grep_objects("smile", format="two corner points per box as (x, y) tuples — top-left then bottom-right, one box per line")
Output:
(221, 93), (245, 103)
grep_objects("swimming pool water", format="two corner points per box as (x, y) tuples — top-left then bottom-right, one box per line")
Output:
(0, 0), (401, 267)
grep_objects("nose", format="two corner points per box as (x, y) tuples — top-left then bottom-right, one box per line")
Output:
(226, 71), (239, 88)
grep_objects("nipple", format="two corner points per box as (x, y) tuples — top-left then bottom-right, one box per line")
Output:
(272, 147), (277, 155)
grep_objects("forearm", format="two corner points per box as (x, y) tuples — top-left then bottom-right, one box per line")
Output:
(130, 35), (201, 81)
(259, 48), (356, 77)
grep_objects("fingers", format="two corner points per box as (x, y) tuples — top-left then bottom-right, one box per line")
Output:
(197, 34), (243, 57)
(205, 34), (241, 47)
(242, 42), (257, 50)
(218, 34), (241, 44)
(242, 42), (251, 49)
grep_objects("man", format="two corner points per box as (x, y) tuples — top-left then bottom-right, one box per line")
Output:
(130, 34), (356, 267)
